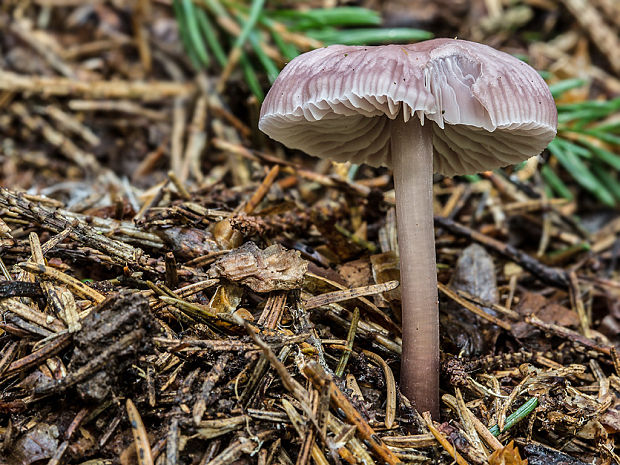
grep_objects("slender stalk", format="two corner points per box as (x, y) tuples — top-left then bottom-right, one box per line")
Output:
(391, 116), (439, 418)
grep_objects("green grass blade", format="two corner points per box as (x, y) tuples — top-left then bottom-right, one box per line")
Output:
(269, 27), (299, 61)
(306, 27), (433, 45)
(196, 8), (227, 66)
(540, 164), (573, 200)
(462, 174), (482, 183)
(582, 130), (620, 146)
(548, 78), (587, 98)
(556, 98), (620, 112)
(538, 70), (551, 80)
(248, 30), (279, 83)
(254, 12), (300, 61)
(240, 51), (264, 101)
(203, 0), (227, 17)
(489, 397), (538, 436)
(181, 0), (210, 65)
(592, 162), (620, 201)
(173, 0), (203, 67)
(578, 139), (620, 170)
(555, 138), (591, 158)
(233, 0), (266, 48)
(548, 140), (615, 206)
(270, 7), (381, 29)
(558, 108), (618, 126)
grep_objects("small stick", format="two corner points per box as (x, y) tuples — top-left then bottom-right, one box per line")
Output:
(34, 330), (145, 396)
(306, 272), (400, 335)
(208, 99), (252, 138)
(0, 341), (19, 377)
(454, 388), (487, 458)
(526, 315), (612, 355)
(8, 20), (75, 78)
(0, 188), (147, 268)
(302, 361), (401, 465)
(150, 279), (219, 311)
(170, 98), (188, 180)
(381, 434), (436, 448)
(10, 102), (104, 172)
(18, 262), (105, 304)
(192, 354), (231, 425)
(69, 100), (166, 121)
(334, 308), (359, 377)
(165, 252), (178, 289)
(435, 216), (570, 288)
(43, 105), (101, 146)
(422, 412), (470, 465)
(166, 418), (179, 465)
(30, 232), (81, 332)
(454, 288), (520, 320)
(154, 337), (254, 352)
(244, 165), (280, 214)
(498, 374), (532, 432)
(181, 94), (208, 182)
(438, 283), (512, 331)
(305, 281), (400, 311)
(257, 291), (287, 329)
(281, 399), (325, 465)
(568, 271), (591, 337)
(132, 0), (152, 72)
(0, 298), (65, 333)
(47, 408), (90, 465)
(0, 70), (194, 99)
(560, 0), (620, 74)
(442, 394), (502, 452)
(4, 333), (72, 377)
(204, 430), (276, 465)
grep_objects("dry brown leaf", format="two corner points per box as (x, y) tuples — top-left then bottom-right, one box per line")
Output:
(489, 441), (527, 465)
(207, 242), (307, 293)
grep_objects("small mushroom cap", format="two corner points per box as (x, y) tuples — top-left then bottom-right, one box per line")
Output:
(259, 39), (557, 176)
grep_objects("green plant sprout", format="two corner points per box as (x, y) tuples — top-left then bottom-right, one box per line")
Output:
(173, 0), (431, 101)
(489, 396), (539, 437)
(543, 79), (620, 206)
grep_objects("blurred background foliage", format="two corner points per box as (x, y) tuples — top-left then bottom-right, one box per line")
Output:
(173, 0), (620, 208)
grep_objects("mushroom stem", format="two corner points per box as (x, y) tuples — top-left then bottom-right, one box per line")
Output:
(391, 115), (439, 418)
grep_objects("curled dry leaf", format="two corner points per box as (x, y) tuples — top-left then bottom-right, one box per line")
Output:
(489, 441), (527, 465)
(207, 242), (307, 293)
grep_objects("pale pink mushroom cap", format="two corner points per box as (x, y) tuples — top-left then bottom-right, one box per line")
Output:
(259, 39), (558, 176)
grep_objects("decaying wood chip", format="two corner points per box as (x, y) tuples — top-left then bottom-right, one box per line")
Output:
(34, 291), (154, 401)
(207, 242), (307, 293)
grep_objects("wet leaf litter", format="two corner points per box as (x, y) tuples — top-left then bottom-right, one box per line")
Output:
(1, 1), (620, 465)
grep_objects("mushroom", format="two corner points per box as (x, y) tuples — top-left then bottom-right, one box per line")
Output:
(259, 38), (557, 417)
